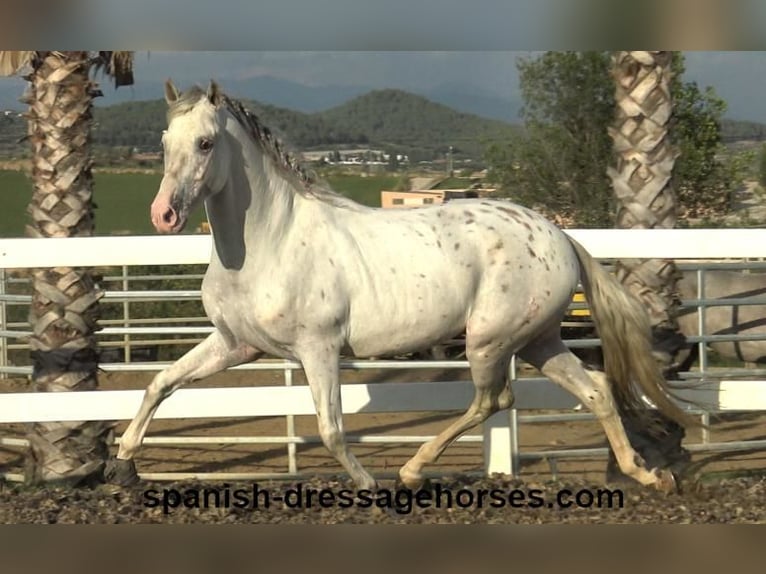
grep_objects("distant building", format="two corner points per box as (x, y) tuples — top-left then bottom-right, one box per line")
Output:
(381, 189), (481, 209)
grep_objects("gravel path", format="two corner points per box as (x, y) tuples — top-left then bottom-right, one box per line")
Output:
(2, 474), (765, 524)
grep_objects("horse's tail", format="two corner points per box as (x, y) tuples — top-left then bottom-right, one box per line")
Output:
(567, 237), (698, 429)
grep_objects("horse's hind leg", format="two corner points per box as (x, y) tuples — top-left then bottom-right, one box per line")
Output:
(105, 330), (260, 485)
(518, 332), (676, 492)
(399, 344), (514, 490)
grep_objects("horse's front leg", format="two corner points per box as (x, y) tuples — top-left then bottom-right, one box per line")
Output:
(299, 347), (378, 492)
(105, 330), (261, 485)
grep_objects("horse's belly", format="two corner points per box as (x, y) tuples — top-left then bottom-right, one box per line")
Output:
(347, 296), (468, 357)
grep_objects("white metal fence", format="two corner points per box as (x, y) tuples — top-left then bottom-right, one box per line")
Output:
(2, 229), (766, 483)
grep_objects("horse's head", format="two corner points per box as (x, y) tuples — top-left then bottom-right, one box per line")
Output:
(151, 79), (230, 234)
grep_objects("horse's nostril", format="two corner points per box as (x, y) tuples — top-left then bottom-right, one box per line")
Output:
(163, 209), (175, 223)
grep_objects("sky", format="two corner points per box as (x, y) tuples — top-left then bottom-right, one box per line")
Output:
(125, 52), (526, 96)
(116, 51), (766, 123)
(2, 51), (766, 122)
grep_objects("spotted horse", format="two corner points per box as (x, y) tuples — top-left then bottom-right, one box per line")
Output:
(105, 80), (698, 493)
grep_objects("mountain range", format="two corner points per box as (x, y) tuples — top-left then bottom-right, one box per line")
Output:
(91, 88), (520, 161)
(0, 74), (524, 124)
(2, 79), (764, 164)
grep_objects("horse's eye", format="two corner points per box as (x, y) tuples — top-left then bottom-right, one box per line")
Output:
(198, 138), (214, 152)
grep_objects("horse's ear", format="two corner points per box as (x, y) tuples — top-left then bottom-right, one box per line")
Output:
(164, 79), (180, 105)
(207, 80), (222, 106)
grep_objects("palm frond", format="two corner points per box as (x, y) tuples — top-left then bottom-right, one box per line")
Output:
(93, 51), (134, 87)
(0, 51), (35, 77)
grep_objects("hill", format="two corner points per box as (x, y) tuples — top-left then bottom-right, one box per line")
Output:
(8, 91), (763, 163)
(0, 89), (519, 163)
(720, 118), (766, 143)
(318, 89), (517, 160)
(90, 89), (518, 161)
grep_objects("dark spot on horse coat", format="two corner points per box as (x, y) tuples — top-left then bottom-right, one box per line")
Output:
(328, 258), (335, 267)
(497, 206), (524, 222)
(454, 242), (460, 251)
(321, 290), (326, 300)
(501, 284), (509, 293)
(527, 246), (537, 258)
(437, 240), (442, 248)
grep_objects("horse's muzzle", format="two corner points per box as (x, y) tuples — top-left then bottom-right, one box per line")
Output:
(151, 197), (184, 234)
(151, 177), (186, 233)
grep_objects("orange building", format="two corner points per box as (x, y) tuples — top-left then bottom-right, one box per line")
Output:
(380, 189), (481, 209)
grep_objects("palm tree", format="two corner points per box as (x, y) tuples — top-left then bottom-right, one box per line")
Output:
(606, 50), (689, 481)
(0, 51), (133, 485)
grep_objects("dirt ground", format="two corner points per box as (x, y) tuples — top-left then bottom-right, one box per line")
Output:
(1, 367), (766, 523)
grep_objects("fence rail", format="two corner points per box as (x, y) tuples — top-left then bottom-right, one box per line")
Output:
(2, 230), (766, 483)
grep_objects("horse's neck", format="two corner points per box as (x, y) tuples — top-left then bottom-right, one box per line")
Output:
(205, 146), (303, 270)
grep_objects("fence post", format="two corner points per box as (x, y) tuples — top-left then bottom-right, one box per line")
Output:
(483, 354), (518, 478)
(284, 363), (297, 474)
(0, 268), (6, 379)
(122, 265), (131, 363)
(697, 267), (711, 443)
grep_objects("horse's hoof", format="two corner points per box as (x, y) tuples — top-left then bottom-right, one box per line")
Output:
(395, 476), (433, 493)
(653, 469), (678, 494)
(398, 465), (426, 491)
(104, 457), (139, 487)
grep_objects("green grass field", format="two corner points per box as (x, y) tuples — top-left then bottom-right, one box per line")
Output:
(0, 170), (200, 236)
(0, 169), (395, 236)
(322, 173), (397, 207)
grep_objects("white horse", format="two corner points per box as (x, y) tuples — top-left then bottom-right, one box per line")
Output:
(105, 80), (696, 492)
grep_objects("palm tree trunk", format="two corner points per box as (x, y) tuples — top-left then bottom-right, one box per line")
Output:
(21, 51), (110, 485)
(608, 51), (683, 354)
(606, 51), (690, 481)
